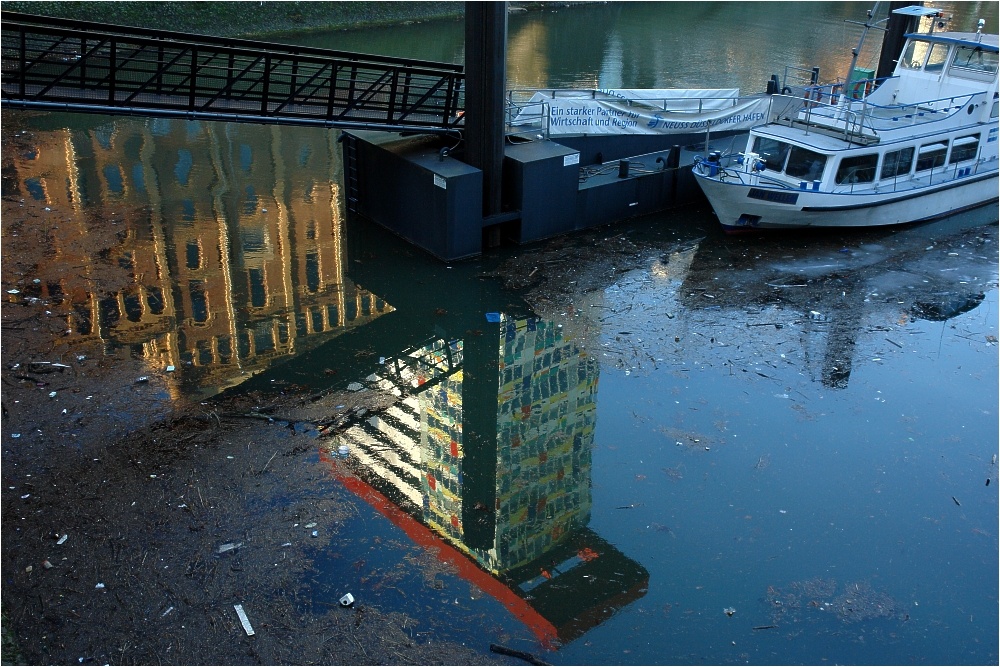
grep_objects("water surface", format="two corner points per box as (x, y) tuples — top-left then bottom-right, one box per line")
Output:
(3, 2), (997, 664)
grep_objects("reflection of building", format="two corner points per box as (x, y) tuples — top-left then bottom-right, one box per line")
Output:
(325, 316), (648, 645)
(5, 119), (393, 399)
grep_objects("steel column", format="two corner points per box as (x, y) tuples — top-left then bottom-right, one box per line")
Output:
(464, 1), (507, 218)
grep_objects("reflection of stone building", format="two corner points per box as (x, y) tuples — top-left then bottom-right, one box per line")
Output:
(6, 118), (393, 399)
(328, 316), (647, 644)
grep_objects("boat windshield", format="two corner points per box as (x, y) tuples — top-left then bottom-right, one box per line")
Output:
(752, 136), (826, 180)
(951, 45), (999, 75)
(785, 146), (827, 180)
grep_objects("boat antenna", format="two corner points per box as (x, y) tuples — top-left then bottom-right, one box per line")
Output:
(843, 2), (889, 93)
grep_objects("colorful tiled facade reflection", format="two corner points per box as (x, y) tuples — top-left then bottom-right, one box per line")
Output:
(493, 316), (597, 571)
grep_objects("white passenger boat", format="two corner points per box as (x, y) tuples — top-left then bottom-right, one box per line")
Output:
(692, 7), (999, 232)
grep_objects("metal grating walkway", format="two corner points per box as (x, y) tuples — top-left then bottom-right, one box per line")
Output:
(1, 12), (466, 135)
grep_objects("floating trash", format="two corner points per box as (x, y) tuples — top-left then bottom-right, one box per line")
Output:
(233, 604), (255, 636)
(724, 607), (736, 617)
(339, 593), (355, 607)
(338, 444), (349, 458)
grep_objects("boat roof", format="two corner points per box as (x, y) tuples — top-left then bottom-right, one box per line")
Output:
(904, 31), (999, 52)
(893, 6), (944, 18)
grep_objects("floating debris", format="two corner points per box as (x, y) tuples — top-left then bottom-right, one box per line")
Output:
(952, 496), (962, 506)
(233, 604), (255, 636)
(339, 593), (355, 607)
(765, 578), (905, 625)
(724, 607), (736, 617)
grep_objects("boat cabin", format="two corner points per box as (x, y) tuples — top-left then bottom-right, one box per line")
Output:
(737, 27), (998, 196)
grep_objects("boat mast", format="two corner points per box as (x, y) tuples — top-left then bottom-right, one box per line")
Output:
(843, 2), (889, 90)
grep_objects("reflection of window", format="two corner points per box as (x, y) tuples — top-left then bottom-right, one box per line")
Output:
(305, 252), (320, 293)
(785, 146), (827, 180)
(248, 267), (267, 308)
(949, 135), (980, 163)
(243, 185), (258, 215)
(752, 136), (790, 171)
(182, 199), (195, 222)
(254, 321), (275, 353)
(240, 144), (252, 173)
(186, 241), (201, 270)
(103, 164), (124, 194)
(124, 292), (142, 322)
(189, 280), (209, 323)
(217, 335), (232, 363)
(835, 154), (878, 184)
(24, 177), (46, 201)
(147, 286), (165, 315)
(175, 149), (193, 186)
(132, 164), (146, 193)
(99, 295), (121, 327)
(916, 143), (947, 171)
(240, 227), (267, 253)
(881, 147), (914, 179)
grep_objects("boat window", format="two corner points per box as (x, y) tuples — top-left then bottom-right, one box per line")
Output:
(951, 45), (999, 75)
(924, 43), (950, 72)
(881, 147), (914, 179)
(915, 142), (948, 171)
(751, 136), (791, 171)
(949, 134), (980, 163)
(900, 39), (930, 70)
(784, 146), (827, 180)
(835, 154), (878, 184)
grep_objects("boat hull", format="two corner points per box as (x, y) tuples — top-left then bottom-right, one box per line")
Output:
(693, 168), (999, 232)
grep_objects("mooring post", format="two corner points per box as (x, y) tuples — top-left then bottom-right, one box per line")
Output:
(464, 1), (508, 219)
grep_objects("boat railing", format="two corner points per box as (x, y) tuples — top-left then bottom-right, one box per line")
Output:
(768, 85), (986, 144)
(505, 97), (550, 140)
(695, 153), (798, 189)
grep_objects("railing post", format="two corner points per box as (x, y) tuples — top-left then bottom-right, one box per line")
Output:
(80, 36), (87, 89)
(443, 73), (456, 126)
(156, 43), (164, 95)
(189, 47), (197, 109)
(226, 51), (235, 101)
(109, 38), (117, 103)
(18, 29), (26, 98)
(326, 64), (339, 120)
(260, 54), (271, 114)
(386, 68), (399, 122)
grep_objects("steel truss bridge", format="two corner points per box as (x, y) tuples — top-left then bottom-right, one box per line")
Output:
(1, 12), (466, 135)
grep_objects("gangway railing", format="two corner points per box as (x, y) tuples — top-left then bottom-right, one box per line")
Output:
(1, 12), (465, 135)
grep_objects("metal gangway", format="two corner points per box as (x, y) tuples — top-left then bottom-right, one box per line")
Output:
(0, 12), (465, 135)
